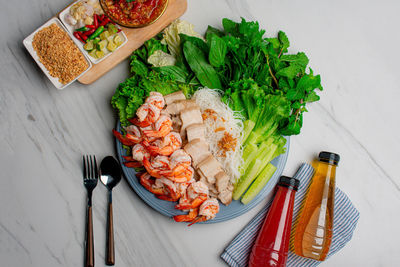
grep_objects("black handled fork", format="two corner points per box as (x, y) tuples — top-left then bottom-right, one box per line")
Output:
(83, 155), (99, 267)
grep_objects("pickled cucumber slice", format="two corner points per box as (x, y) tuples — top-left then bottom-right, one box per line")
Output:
(100, 30), (110, 40)
(95, 50), (105, 58)
(89, 49), (98, 58)
(107, 41), (117, 52)
(83, 40), (94, 51)
(113, 35), (123, 46)
(96, 40), (108, 50)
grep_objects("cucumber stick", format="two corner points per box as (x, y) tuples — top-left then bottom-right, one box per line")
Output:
(241, 163), (277, 204)
(240, 143), (259, 174)
(233, 158), (262, 200)
(254, 143), (277, 178)
(242, 120), (255, 143)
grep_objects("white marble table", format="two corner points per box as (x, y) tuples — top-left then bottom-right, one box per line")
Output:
(1, 0), (399, 266)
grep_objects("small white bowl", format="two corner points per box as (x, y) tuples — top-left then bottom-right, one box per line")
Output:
(23, 17), (92, 90)
(59, 0), (128, 65)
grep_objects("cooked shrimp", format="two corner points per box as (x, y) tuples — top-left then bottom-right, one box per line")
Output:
(113, 129), (141, 146)
(138, 172), (165, 195)
(154, 177), (181, 201)
(146, 132), (182, 156)
(131, 144), (150, 162)
(128, 117), (151, 128)
(145, 92), (165, 110)
(160, 149), (192, 176)
(142, 156), (170, 178)
(143, 115), (172, 138)
(138, 173), (179, 201)
(125, 125), (141, 138)
(175, 181), (209, 210)
(163, 166), (194, 183)
(151, 155), (170, 169)
(188, 198), (220, 225)
(177, 178), (195, 200)
(136, 102), (160, 122)
(173, 208), (199, 222)
(169, 149), (192, 169)
(122, 156), (143, 168)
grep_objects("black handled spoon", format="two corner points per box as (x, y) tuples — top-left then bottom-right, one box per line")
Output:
(100, 156), (122, 266)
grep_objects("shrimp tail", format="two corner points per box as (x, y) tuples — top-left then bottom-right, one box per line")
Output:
(112, 129), (138, 146)
(139, 173), (165, 195)
(128, 117), (151, 128)
(173, 209), (198, 222)
(123, 161), (143, 168)
(157, 195), (180, 202)
(142, 156), (162, 178)
(143, 125), (171, 138)
(174, 195), (207, 210)
(188, 216), (207, 226)
(147, 145), (174, 156)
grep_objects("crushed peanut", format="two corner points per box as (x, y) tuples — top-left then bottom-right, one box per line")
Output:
(202, 109), (218, 121)
(32, 23), (89, 84)
(218, 132), (237, 156)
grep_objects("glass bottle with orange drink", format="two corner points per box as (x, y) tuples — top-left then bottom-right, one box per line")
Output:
(293, 151), (340, 261)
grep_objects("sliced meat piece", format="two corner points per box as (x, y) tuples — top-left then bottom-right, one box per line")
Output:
(218, 188), (233, 205)
(215, 171), (230, 192)
(199, 174), (218, 198)
(171, 115), (182, 133)
(166, 100), (199, 115)
(186, 123), (205, 142)
(180, 106), (203, 138)
(184, 139), (211, 168)
(227, 183), (234, 191)
(164, 91), (186, 105)
(197, 155), (222, 184)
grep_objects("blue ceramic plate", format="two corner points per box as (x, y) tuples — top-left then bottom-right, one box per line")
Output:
(115, 122), (290, 223)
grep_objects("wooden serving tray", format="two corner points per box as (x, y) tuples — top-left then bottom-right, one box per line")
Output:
(74, 0), (187, 84)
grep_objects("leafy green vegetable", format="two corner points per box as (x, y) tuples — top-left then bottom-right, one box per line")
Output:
(205, 25), (224, 43)
(147, 50), (176, 67)
(130, 35), (168, 76)
(182, 41), (222, 89)
(162, 19), (204, 57)
(111, 17), (324, 204)
(208, 34), (227, 67)
(154, 65), (189, 83)
(179, 34), (209, 55)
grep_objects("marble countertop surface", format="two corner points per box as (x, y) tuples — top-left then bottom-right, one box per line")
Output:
(1, 0), (399, 266)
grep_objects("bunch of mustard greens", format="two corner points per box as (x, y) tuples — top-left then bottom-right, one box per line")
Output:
(111, 18), (323, 204)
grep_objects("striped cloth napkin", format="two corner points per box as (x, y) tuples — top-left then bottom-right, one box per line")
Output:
(221, 163), (360, 267)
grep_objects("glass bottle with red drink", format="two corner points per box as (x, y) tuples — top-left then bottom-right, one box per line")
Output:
(249, 176), (300, 267)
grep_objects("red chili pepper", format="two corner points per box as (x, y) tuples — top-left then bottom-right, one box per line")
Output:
(86, 24), (95, 29)
(73, 31), (85, 43)
(100, 14), (106, 21)
(81, 34), (88, 41)
(99, 17), (111, 27)
(93, 14), (98, 28)
(82, 28), (96, 36)
(117, 29), (121, 33)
